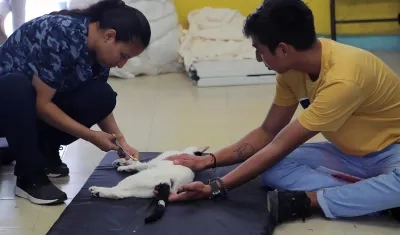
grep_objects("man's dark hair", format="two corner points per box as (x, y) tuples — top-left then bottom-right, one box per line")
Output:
(243, 0), (317, 53)
(51, 0), (151, 48)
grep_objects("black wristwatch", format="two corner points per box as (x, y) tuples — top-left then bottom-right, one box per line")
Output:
(208, 177), (228, 200)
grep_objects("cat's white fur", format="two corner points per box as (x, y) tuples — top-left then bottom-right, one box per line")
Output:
(88, 146), (208, 199)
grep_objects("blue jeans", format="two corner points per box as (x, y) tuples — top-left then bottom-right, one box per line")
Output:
(261, 141), (400, 219)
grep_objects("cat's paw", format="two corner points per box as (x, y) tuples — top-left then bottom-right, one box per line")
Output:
(89, 186), (119, 199)
(112, 159), (126, 167)
(117, 165), (137, 172)
(112, 158), (133, 168)
(89, 186), (102, 197)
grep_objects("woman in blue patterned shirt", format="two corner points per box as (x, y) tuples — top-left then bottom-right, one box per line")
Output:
(0, 0), (151, 205)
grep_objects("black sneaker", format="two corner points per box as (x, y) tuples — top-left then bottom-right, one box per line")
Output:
(45, 162), (70, 178)
(389, 207), (400, 222)
(40, 145), (69, 178)
(0, 147), (15, 165)
(266, 189), (312, 225)
(15, 173), (67, 205)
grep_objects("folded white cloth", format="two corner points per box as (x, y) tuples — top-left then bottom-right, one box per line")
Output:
(178, 7), (256, 70)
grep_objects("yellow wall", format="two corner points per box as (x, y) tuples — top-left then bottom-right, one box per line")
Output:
(173, 0), (400, 35)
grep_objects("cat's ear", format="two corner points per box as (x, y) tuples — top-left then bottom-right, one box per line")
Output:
(198, 146), (209, 153)
(193, 146), (209, 156)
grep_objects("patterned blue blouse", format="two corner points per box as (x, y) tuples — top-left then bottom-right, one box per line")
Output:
(0, 14), (109, 92)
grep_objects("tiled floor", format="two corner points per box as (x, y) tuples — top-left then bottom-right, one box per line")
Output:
(1, 51), (400, 235)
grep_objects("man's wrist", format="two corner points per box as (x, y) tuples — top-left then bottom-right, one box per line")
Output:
(202, 154), (216, 170)
(208, 177), (228, 200)
(205, 185), (212, 198)
(216, 177), (229, 193)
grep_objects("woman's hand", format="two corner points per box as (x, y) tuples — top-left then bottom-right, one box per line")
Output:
(88, 131), (120, 152)
(168, 182), (212, 202)
(117, 141), (140, 160)
(114, 134), (140, 160)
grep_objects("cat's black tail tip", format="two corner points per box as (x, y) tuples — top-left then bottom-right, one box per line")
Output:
(144, 199), (166, 224)
(144, 183), (170, 224)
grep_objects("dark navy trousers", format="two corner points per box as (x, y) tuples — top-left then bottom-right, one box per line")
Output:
(0, 73), (117, 177)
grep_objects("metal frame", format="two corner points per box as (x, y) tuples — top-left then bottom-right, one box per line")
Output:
(330, 0), (400, 41)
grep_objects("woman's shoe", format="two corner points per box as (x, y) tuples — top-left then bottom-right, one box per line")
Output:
(0, 147), (15, 165)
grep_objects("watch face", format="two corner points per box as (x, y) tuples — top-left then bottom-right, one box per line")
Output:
(210, 181), (221, 198)
(212, 189), (220, 195)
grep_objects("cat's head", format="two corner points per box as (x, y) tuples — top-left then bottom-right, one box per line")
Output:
(183, 146), (210, 156)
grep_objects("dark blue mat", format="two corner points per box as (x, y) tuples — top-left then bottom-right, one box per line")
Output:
(46, 151), (275, 235)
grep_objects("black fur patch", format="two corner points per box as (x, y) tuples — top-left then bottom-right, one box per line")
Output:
(193, 151), (203, 156)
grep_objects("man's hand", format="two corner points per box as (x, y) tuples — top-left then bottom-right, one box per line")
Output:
(166, 154), (213, 172)
(168, 182), (211, 202)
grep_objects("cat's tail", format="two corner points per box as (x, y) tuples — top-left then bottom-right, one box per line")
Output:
(144, 183), (170, 224)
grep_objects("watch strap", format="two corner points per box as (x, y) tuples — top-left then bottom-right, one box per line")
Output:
(209, 177), (228, 200)
(209, 180), (221, 199)
(215, 177), (227, 195)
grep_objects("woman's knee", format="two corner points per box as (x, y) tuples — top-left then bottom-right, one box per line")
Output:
(58, 80), (117, 114)
(0, 73), (36, 95)
(76, 81), (117, 124)
(90, 81), (117, 114)
(0, 73), (36, 99)
(49, 80), (117, 128)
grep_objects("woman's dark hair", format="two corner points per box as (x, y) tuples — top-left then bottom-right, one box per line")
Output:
(243, 0), (317, 53)
(51, 0), (151, 48)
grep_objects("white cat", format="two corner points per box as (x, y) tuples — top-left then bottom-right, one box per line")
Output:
(88, 146), (209, 223)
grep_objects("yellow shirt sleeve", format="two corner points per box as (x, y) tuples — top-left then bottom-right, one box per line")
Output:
(298, 80), (365, 132)
(273, 74), (298, 106)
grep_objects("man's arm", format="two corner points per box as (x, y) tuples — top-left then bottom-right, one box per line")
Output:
(221, 119), (318, 190)
(220, 79), (365, 191)
(201, 103), (298, 169)
(33, 76), (94, 141)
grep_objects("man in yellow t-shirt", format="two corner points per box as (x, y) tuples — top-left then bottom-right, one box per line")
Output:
(166, 0), (400, 225)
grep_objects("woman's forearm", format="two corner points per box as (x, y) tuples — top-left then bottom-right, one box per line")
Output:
(37, 102), (94, 141)
(98, 112), (122, 135)
(97, 112), (129, 143)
